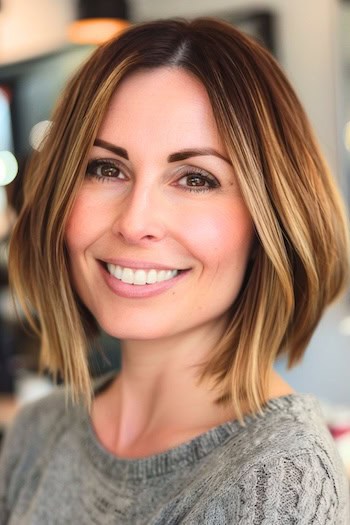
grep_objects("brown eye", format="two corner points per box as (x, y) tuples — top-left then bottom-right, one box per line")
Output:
(177, 170), (220, 193)
(86, 159), (126, 181)
(187, 175), (207, 187)
(99, 164), (120, 177)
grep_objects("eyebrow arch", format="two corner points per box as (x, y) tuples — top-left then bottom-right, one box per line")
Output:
(93, 139), (231, 166)
(168, 148), (232, 165)
(94, 139), (129, 160)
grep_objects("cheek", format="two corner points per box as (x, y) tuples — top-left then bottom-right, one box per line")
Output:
(180, 204), (254, 265)
(65, 190), (106, 252)
(65, 201), (86, 254)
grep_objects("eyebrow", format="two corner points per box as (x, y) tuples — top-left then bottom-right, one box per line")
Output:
(93, 139), (231, 165)
(167, 148), (231, 165)
(94, 139), (129, 159)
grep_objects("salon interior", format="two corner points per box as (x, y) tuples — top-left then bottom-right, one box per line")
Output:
(0, 0), (350, 477)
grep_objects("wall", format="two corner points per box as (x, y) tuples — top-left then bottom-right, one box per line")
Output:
(0, 0), (76, 64)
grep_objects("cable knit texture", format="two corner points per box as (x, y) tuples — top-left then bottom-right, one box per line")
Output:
(0, 374), (349, 524)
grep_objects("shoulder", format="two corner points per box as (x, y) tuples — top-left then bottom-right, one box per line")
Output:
(234, 394), (348, 500)
(191, 449), (348, 524)
(188, 394), (350, 524)
(0, 373), (114, 521)
(2, 385), (73, 451)
(0, 385), (75, 490)
(1, 371), (114, 456)
(0, 386), (72, 522)
(226, 394), (345, 470)
(0, 372), (115, 472)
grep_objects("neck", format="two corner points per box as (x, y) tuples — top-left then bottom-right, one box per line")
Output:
(92, 324), (293, 458)
(93, 320), (232, 455)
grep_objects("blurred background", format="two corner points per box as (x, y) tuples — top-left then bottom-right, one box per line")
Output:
(0, 0), (349, 468)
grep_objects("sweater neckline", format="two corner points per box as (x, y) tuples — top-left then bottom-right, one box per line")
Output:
(78, 373), (321, 482)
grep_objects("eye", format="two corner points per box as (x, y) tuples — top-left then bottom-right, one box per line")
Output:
(86, 158), (126, 181)
(177, 169), (220, 193)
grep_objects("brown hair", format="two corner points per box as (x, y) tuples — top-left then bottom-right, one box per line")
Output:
(9, 18), (349, 418)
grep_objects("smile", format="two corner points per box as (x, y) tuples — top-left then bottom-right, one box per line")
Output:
(106, 264), (179, 285)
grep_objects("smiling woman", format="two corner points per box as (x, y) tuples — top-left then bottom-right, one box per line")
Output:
(1, 17), (350, 525)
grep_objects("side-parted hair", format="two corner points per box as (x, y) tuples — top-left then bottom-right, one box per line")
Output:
(9, 18), (349, 420)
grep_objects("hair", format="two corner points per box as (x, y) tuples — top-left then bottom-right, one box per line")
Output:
(9, 18), (349, 420)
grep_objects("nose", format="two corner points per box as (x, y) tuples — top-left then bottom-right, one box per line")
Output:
(112, 183), (167, 245)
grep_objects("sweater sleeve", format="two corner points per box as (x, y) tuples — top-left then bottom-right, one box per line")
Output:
(185, 451), (346, 524)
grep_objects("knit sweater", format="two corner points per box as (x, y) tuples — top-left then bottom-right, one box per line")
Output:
(0, 374), (349, 524)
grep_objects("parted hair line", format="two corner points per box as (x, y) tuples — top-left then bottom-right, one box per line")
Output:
(9, 18), (349, 420)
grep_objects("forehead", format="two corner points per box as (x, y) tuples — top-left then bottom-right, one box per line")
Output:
(96, 67), (225, 154)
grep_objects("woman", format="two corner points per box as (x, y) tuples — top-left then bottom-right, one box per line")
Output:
(1, 18), (349, 524)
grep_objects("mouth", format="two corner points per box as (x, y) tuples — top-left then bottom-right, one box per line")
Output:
(105, 263), (186, 286)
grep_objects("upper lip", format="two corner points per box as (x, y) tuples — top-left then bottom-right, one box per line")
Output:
(101, 258), (189, 271)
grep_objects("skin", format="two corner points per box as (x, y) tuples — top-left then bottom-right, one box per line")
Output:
(65, 68), (293, 458)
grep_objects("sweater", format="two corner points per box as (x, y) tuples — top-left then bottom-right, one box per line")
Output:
(0, 374), (349, 524)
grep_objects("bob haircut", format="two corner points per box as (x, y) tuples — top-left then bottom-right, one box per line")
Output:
(9, 18), (349, 419)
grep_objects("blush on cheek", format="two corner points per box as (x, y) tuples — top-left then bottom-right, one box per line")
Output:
(65, 190), (108, 250)
(186, 210), (252, 257)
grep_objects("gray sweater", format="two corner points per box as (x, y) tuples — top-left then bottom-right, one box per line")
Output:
(0, 375), (349, 524)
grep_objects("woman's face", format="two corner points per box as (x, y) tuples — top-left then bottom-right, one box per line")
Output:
(65, 68), (254, 342)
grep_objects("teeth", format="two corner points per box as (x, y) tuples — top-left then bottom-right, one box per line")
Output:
(134, 269), (147, 285)
(146, 269), (157, 284)
(121, 268), (134, 284)
(158, 270), (167, 281)
(107, 264), (179, 285)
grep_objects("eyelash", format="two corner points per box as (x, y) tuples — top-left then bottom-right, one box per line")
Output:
(177, 169), (219, 193)
(86, 158), (220, 193)
(86, 158), (125, 182)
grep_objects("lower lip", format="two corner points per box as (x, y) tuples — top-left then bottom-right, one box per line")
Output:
(100, 265), (190, 298)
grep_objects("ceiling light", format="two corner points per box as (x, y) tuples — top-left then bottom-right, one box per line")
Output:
(68, 0), (130, 45)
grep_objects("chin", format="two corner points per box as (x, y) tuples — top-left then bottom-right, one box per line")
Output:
(97, 317), (173, 342)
